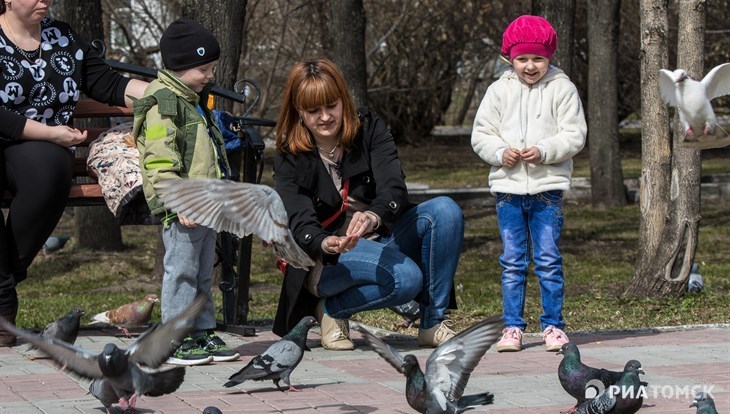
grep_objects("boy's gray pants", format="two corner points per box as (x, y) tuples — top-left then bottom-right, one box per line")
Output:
(161, 222), (217, 335)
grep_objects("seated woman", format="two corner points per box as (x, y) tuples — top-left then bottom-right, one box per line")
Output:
(272, 58), (464, 349)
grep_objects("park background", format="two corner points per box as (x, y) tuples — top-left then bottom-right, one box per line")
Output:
(16, 0), (730, 334)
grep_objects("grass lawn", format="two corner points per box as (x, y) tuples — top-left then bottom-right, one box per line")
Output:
(15, 134), (730, 336)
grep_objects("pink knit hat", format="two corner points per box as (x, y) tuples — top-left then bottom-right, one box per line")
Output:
(501, 15), (558, 60)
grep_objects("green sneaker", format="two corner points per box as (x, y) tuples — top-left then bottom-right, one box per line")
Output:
(166, 337), (213, 366)
(196, 332), (240, 362)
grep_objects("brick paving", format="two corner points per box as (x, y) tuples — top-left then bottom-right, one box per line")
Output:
(1, 323), (728, 413)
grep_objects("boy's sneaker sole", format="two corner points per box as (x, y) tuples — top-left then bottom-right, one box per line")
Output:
(211, 352), (240, 362)
(165, 355), (213, 366)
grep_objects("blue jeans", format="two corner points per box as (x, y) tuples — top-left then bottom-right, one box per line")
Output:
(496, 191), (565, 331)
(317, 196), (463, 330)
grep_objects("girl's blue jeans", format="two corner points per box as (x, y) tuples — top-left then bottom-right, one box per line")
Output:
(496, 191), (566, 331)
(316, 196), (463, 330)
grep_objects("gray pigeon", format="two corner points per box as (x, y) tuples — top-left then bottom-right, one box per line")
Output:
(42, 236), (70, 255)
(224, 316), (317, 392)
(688, 263), (703, 293)
(389, 300), (421, 329)
(574, 385), (618, 414)
(358, 315), (503, 414)
(0, 296), (206, 412)
(28, 307), (85, 359)
(690, 392), (718, 414)
(659, 63), (730, 139)
(203, 407), (224, 414)
(558, 343), (644, 411)
(157, 179), (316, 270)
(89, 378), (131, 414)
(608, 366), (644, 414)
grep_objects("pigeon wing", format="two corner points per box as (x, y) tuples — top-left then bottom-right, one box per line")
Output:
(702, 62), (730, 100)
(356, 326), (406, 374)
(0, 318), (103, 378)
(158, 179), (314, 269)
(659, 69), (680, 107)
(424, 315), (502, 401)
(575, 386), (617, 414)
(128, 295), (206, 368)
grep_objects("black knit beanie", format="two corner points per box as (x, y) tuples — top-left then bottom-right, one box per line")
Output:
(160, 18), (220, 71)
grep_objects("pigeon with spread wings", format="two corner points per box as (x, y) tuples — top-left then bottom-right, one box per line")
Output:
(157, 179), (315, 270)
(659, 63), (730, 140)
(358, 315), (503, 414)
(0, 296), (206, 412)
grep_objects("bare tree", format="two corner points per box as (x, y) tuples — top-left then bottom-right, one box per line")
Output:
(625, 0), (704, 297)
(329, 0), (369, 107)
(532, 0), (575, 77)
(59, 0), (124, 251)
(587, 0), (626, 208)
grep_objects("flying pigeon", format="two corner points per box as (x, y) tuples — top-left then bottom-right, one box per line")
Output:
(0, 296), (205, 412)
(357, 315), (503, 414)
(27, 307), (85, 359)
(690, 392), (718, 414)
(42, 235), (70, 255)
(90, 294), (159, 337)
(157, 179), (316, 270)
(659, 63), (730, 139)
(558, 343), (644, 412)
(224, 316), (317, 392)
(688, 262), (704, 293)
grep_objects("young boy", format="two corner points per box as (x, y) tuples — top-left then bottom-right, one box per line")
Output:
(471, 15), (586, 352)
(133, 18), (238, 365)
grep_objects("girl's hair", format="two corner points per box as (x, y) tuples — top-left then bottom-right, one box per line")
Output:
(0, 3), (6, 14)
(275, 58), (361, 154)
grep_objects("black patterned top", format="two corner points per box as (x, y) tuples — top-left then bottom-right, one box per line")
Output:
(0, 17), (131, 142)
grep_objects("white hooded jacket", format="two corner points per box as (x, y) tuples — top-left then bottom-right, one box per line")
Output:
(471, 66), (586, 195)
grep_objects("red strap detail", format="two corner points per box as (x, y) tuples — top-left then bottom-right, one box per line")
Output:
(275, 179), (351, 275)
(321, 179), (350, 227)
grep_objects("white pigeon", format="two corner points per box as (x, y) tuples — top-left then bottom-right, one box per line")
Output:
(157, 179), (315, 270)
(659, 63), (730, 139)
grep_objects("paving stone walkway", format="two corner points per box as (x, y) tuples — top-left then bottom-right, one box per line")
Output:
(1, 323), (728, 413)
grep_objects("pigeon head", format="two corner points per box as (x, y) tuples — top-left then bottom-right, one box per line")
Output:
(689, 392), (713, 408)
(401, 354), (421, 375)
(623, 359), (644, 374)
(99, 343), (127, 376)
(203, 407), (223, 414)
(144, 294), (160, 303)
(70, 307), (85, 318)
(557, 342), (578, 357)
(673, 69), (690, 83)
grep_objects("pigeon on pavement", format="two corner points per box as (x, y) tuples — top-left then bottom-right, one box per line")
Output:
(28, 307), (85, 359)
(690, 392), (718, 414)
(609, 366), (644, 414)
(42, 236), (70, 255)
(659, 63), (730, 139)
(90, 294), (159, 337)
(358, 315), (503, 414)
(558, 343), (644, 412)
(389, 300), (421, 329)
(203, 407), (224, 414)
(0, 296), (206, 412)
(224, 316), (317, 392)
(89, 378), (131, 414)
(573, 385), (618, 414)
(157, 179), (316, 270)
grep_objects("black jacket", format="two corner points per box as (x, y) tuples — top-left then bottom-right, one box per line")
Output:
(272, 108), (413, 336)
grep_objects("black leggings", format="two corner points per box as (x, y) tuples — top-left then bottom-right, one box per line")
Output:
(0, 140), (73, 314)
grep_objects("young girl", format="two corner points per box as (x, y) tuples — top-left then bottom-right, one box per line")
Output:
(471, 15), (586, 352)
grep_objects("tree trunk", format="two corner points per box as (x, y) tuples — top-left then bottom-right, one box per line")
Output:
(180, 0), (247, 113)
(532, 0), (575, 77)
(625, 0), (703, 297)
(329, 0), (369, 107)
(60, 0), (124, 251)
(587, 0), (626, 208)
